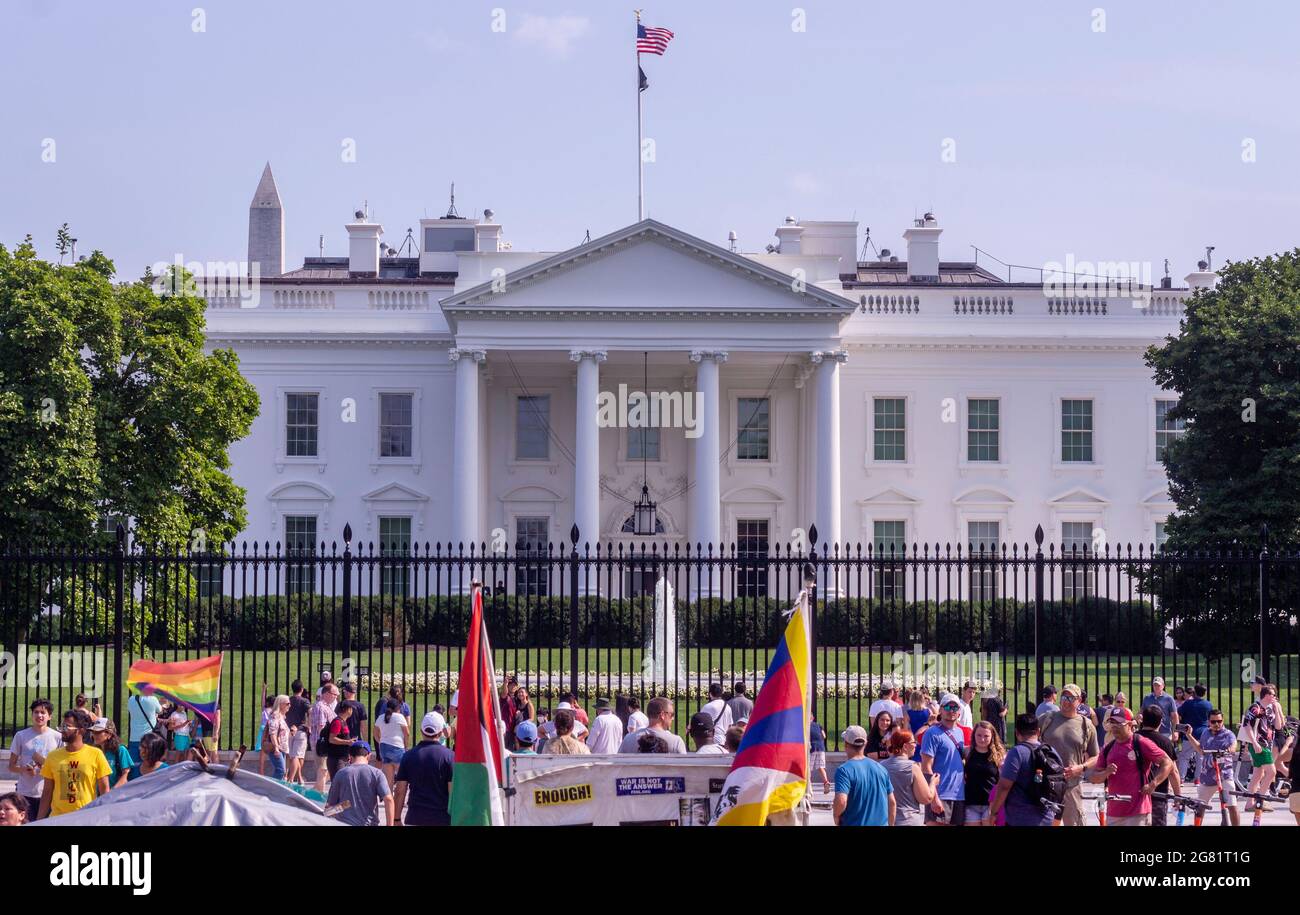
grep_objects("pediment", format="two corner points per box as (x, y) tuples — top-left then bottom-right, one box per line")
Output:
(858, 487), (921, 505)
(267, 480), (334, 502)
(440, 219), (855, 320)
(953, 487), (1015, 505)
(499, 485), (563, 503)
(361, 482), (429, 503)
(1048, 487), (1109, 505)
(1140, 486), (1173, 506)
(721, 485), (785, 503)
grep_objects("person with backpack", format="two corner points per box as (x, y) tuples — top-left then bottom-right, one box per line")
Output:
(989, 713), (1062, 826)
(126, 691), (164, 765)
(698, 683), (734, 746)
(1038, 684), (1099, 825)
(1138, 704), (1183, 826)
(1088, 706), (1173, 826)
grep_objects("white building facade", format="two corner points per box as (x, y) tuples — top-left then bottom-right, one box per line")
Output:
(204, 167), (1210, 568)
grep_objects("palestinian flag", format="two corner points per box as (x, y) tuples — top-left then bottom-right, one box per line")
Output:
(449, 584), (506, 826)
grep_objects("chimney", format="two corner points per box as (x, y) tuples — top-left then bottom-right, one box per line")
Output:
(346, 211), (382, 277)
(1184, 260), (1217, 291)
(797, 220), (859, 276)
(474, 209), (502, 252)
(774, 216), (804, 254)
(902, 212), (941, 282)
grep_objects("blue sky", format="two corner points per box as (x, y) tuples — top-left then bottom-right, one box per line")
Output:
(2, 0), (1297, 280)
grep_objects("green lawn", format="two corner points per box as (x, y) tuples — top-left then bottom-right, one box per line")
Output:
(2, 644), (1294, 749)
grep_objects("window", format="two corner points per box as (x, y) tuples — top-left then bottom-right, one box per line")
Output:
(628, 426), (660, 462)
(736, 398), (770, 461)
(195, 560), (223, 598)
(1060, 399), (1093, 462)
(967, 521), (1000, 601)
(379, 516), (411, 597)
(1061, 521), (1094, 600)
(515, 517), (550, 597)
(516, 396), (550, 460)
(873, 520), (906, 600)
(423, 226), (476, 252)
(379, 393), (413, 458)
(284, 515), (317, 595)
(736, 519), (770, 598)
(967, 399), (1000, 462)
(1155, 400), (1185, 462)
(873, 398), (906, 461)
(286, 393), (319, 457)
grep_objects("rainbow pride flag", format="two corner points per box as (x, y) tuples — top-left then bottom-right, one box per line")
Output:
(126, 654), (222, 723)
(711, 590), (810, 826)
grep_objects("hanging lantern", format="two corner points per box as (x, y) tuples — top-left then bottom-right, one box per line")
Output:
(633, 483), (657, 536)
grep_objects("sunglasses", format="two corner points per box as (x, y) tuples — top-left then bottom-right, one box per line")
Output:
(941, 704), (960, 712)
(1209, 719), (1224, 725)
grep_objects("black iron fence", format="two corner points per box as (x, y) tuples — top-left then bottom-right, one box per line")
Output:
(2, 523), (1296, 750)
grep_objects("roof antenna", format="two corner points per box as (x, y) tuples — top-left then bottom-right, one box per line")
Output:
(445, 183), (459, 218)
(398, 227), (420, 257)
(1204, 246), (1215, 271)
(583, 229), (591, 244)
(319, 234), (324, 258)
(859, 226), (878, 262)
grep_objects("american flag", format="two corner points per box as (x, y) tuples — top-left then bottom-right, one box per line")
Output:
(637, 23), (674, 55)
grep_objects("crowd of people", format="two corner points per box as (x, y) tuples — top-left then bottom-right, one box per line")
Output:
(830, 676), (1297, 827)
(4, 672), (1294, 828)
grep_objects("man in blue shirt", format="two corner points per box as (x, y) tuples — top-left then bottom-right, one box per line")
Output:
(1141, 676), (1179, 736)
(126, 693), (162, 764)
(393, 712), (455, 826)
(1177, 683), (1213, 779)
(833, 725), (894, 826)
(989, 714), (1057, 826)
(920, 694), (967, 824)
(1183, 708), (1239, 826)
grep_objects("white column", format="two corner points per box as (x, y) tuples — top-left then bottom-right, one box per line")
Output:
(569, 349), (607, 548)
(449, 347), (486, 547)
(812, 350), (846, 550)
(689, 350), (727, 548)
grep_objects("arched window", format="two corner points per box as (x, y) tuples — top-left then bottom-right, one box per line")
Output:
(621, 514), (665, 534)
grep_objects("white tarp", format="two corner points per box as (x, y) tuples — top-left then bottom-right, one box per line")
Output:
(30, 761), (339, 827)
(507, 754), (734, 826)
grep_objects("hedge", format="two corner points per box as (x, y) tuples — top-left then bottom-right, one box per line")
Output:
(38, 592), (1162, 654)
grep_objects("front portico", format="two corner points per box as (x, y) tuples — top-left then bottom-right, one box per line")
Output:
(438, 219), (856, 553)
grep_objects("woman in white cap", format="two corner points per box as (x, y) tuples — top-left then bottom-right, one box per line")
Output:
(90, 719), (134, 790)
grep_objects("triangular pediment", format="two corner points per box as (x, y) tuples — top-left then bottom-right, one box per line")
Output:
(361, 482), (429, 503)
(440, 219), (855, 319)
(858, 487), (921, 505)
(1048, 487), (1109, 505)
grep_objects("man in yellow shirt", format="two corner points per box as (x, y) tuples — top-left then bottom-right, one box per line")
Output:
(39, 709), (111, 818)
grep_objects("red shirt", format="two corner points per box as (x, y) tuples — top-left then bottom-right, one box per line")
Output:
(1096, 734), (1166, 818)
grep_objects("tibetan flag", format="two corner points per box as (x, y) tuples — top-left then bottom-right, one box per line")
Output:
(125, 654), (222, 723)
(710, 590), (810, 826)
(449, 584), (507, 826)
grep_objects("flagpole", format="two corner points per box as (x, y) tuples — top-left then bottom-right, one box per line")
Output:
(636, 9), (644, 221)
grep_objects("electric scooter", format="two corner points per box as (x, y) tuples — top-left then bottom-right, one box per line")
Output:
(1148, 791), (1211, 826)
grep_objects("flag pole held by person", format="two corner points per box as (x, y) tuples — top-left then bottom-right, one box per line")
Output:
(449, 582), (508, 826)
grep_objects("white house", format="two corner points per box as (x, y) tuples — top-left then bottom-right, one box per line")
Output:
(202, 165), (1208, 573)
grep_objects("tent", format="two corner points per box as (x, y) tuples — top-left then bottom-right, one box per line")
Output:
(32, 762), (340, 827)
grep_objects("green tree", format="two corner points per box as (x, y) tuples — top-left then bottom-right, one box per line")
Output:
(1144, 250), (1300, 655)
(0, 235), (259, 645)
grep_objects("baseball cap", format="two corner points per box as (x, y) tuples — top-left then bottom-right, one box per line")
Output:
(1106, 706), (1134, 723)
(1151, 676), (1164, 687)
(349, 740), (372, 756)
(689, 712), (715, 732)
(962, 680), (978, 690)
(594, 697), (611, 710)
(514, 720), (538, 744)
(1252, 676), (1267, 687)
(89, 717), (110, 732)
(842, 725), (868, 746)
(1062, 683), (1082, 700)
(421, 711), (447, 737)
(556, 701), (573, 711)
(939, 693), (960, 708)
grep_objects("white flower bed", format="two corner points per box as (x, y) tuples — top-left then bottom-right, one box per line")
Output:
(360, 670), (1003, 702)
